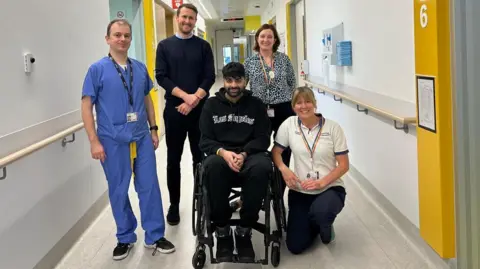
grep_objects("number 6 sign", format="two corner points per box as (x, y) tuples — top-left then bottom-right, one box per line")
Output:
(420, 4), (428, 28)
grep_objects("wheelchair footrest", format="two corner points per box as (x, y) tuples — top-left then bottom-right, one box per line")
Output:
(212, 256), (268, 265)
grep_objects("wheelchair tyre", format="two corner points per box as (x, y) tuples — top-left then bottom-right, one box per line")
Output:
(271, 243), (280, 267)
(192, 247), (206, 269)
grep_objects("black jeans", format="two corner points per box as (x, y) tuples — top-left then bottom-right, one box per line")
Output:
(268, 101), (295, 167)
(164, 103), (203, 205)
(286, 187), (346, 254)
(268, 101), (295, 195)
(203, 153), (271, 228)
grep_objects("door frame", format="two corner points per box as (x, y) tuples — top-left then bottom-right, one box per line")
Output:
(452, 0), (480, 268)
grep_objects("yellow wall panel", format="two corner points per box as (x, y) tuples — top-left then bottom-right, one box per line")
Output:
(414, 0), (455, 258)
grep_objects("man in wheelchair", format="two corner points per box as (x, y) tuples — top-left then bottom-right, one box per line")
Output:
(198, 62), (272, 263)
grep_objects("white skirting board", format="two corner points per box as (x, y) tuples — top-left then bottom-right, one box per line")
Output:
(345, 165), (456, 269)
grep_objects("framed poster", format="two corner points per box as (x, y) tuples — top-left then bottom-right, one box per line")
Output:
(416, 75), (437, 133)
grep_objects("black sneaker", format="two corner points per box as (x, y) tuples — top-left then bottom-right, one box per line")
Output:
(215, 226), (234, 262)
(235, 227), (255, 263)
(167, 204), (180, 225)
(112, 242), (133, 260)
(151, 237), (175, 256)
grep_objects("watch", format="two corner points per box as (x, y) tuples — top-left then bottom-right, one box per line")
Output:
(149, 125), (159, 131)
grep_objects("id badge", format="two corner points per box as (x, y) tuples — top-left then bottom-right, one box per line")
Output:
(127, 112), (138, 122)
(267, 108), (275, 118)
(306, 171), (320, 180)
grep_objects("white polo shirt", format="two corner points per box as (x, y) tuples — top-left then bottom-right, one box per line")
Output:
(275, 115), (349, 195)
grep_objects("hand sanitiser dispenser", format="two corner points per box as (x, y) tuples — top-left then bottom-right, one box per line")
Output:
(323, 55), (330, 85)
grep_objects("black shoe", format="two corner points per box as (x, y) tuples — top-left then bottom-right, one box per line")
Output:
(112, 242), (133, 261)
(215, 226), (234, 262)
(235, 227), (255, 263)
(151, 237), (176, 256)
(167, 204), (180, 225)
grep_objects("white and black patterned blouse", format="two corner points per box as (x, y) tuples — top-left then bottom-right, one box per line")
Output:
(244, 52), (296, 105)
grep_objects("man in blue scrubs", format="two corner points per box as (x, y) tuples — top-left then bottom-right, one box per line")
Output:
(81, 18), (175, 261)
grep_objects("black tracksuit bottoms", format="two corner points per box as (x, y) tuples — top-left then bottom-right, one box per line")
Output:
(164, 103), (203, 206)
(202, 152), (272, 228)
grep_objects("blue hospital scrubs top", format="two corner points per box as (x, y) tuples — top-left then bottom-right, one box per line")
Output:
(81, 57), (153, 143)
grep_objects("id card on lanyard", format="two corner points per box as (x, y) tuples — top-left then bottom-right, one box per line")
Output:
(260, 55), (275, 117)
(109, 54), (138, 122)
(298, 117), (324, 180)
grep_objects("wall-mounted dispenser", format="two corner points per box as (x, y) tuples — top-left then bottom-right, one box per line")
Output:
(322, 54), (331, 85)
(24, 53), (35, 73)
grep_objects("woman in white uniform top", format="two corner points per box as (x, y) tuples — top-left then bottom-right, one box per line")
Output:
(272, 86), (349, 255)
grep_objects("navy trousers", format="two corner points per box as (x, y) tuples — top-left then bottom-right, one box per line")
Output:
(286, 186), (346, 254)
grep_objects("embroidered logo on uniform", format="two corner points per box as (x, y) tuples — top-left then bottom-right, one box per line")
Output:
(321, 132), (330, 136)
(212, 114), (255, 125)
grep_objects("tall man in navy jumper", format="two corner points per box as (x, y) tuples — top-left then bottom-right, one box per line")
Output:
(155, 3), (215, 225)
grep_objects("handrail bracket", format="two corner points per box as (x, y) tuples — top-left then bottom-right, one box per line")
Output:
(62, 133), (76, 147)
(356, 105), (368, 114)
(0, 167), (6, 180)
(333, 95), (343, 103)
(394, 120), (409, 133)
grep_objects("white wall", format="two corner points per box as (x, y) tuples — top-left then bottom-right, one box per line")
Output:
(0, 0), (110, 268)
(264, 0), (419, 227)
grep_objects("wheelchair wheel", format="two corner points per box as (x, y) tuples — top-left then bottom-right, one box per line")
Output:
(192, 246), (206, 269)
(271, 242), (281, 267)
(192, 163), (203, 236)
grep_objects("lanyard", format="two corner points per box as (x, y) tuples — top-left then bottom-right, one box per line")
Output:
(297, 117), (324, 169)
(259, 55), (275, 84)
(109, 54), (134, 107)
(259, 54), (275, 105)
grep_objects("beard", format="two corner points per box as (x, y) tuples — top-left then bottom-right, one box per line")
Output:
(225, 87), (244, 98)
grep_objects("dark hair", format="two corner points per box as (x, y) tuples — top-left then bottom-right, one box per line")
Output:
(253, 24), (281, 52)
(177, 3), (198, 17)
(222, 62), (245, 78)
(107, 19), (132, 36)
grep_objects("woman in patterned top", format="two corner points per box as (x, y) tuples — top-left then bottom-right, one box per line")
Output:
(230, 24), (297, 211)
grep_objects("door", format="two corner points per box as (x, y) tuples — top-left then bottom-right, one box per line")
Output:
(453, 0), (480, 268)
(223, 45), (232, 65)
(295, 0), (305, 85)
(232, 45), (240, 62)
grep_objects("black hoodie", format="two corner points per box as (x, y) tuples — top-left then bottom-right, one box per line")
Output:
(199, 88), (271, 156)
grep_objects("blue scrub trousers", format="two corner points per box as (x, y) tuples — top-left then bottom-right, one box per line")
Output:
(100, 134), (165, 245)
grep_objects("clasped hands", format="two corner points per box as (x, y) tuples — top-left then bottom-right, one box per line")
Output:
(280, 167), (327, 191)
(219, 149), (246, 173)
(176, 93), (201, 115)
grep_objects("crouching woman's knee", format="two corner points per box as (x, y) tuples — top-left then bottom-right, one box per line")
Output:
(286, 236), (311, 255)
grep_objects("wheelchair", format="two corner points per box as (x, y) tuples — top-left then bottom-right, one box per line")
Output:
(191, 153), (287, 268)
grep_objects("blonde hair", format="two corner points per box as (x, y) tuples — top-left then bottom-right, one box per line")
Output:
(291, 86), (317, 108)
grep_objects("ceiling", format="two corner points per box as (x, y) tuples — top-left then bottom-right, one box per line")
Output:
(190, 0), (270, 30)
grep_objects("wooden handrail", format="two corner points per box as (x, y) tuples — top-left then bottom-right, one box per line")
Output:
(0, 122), (84, 180)
(304, 76), (417, 133)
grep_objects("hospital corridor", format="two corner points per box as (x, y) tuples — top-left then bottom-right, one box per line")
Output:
(1, 0), (479, 269)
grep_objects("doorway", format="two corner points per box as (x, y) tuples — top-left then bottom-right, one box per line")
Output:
(294, 0), (305, 85)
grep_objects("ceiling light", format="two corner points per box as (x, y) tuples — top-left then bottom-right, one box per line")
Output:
(197, 0), (212, 19)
